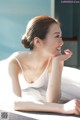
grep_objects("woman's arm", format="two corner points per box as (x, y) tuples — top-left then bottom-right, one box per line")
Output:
(46, 58), (63, 102)
(46, 50), (72, 103)
(8, 58), (22, 97)
(14, 100), (62, 113)
(14, 99), (80, 115)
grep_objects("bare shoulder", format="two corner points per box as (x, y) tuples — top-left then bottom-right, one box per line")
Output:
(8, 51), (23, 59)
(7, 51), (27, 72)
(7, 51), (27, 62)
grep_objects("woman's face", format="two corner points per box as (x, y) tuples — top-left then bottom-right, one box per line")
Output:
(42, 23), (63, 56)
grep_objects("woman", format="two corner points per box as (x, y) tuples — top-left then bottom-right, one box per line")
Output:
(7, 16), (80, 115)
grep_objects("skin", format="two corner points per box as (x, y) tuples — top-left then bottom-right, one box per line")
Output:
(7, 23), (80, 115)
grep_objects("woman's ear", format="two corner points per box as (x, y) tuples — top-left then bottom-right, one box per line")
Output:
(34, 37), (43, 48)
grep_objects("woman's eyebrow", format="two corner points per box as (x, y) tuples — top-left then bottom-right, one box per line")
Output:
(53, 32), (62, 35)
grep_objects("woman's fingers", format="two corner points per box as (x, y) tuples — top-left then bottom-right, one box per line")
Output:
(51, 49), (72, 63)
(55, 54), (72, 61)
(53, 49), (72, 61)
(64, 49), (72, 55)
(63, 49), (72, 60)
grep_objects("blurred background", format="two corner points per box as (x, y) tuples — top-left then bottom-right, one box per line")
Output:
(0, 0), (80, 68)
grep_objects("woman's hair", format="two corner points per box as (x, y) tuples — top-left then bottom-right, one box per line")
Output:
(21, 16), (60, 50)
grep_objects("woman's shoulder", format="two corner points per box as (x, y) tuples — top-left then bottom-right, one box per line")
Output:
(7, 51), (28, 71)
(6, 51), (28, 66)
(8, 51), (27, 60)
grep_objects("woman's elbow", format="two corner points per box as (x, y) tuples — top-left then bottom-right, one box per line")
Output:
(13, 101), (21, 111)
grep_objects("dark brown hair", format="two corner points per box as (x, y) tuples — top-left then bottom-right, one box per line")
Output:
(21, 16), (60, 50)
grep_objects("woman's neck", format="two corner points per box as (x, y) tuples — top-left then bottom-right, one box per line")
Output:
(30, 49), (50, 61)
(27, 49), (50, 69)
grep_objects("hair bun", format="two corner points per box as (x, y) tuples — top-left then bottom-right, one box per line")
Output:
(21, 35), (30, 48)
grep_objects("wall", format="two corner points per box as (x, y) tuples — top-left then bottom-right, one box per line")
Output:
(55, 0), (73, 37)
(55, 1), (80, 68)
(0, 0), (51, 60)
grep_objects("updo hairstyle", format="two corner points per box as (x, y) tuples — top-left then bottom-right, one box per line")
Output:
(21, 16), (59, 50)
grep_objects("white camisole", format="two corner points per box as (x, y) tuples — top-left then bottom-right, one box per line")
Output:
(15, 56), (80, 102)
(15, 57), (50, 102)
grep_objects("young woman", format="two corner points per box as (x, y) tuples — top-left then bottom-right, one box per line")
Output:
(6, 16), (80, 115)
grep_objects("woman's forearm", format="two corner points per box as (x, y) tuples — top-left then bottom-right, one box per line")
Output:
(13, 98), (80, 115)
(14, 101), (63, 113)
(46, 59), (64, 102)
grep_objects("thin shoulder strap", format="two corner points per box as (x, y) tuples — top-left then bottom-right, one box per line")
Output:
(47, 57), (51, 68)
(15, 57), (23, 72)
(43, 57), (51, 74)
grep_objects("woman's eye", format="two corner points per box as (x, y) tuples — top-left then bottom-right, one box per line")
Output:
(55, 35), (62, 39)
(55, 35), (59, 38)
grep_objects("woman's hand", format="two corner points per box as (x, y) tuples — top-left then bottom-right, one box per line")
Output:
(62, 99), (80, 115)
(54, 49), (72, 62)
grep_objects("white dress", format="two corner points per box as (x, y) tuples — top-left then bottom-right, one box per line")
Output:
(15, 57), (80, 103)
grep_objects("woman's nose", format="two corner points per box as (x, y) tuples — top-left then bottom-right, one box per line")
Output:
(60, 38), (64, 46)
